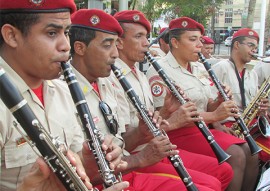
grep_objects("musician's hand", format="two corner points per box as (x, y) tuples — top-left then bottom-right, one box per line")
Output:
(213, 100), (240, 121)
(212, 122), (238, 136)
(258, 98), (269, 115)
(159, 88), (187, 119)
(161, 102), (200, 131)
(103, 181), (130, 191)
(137, 110), (164, 140)
(216, 84), (233, 104)
(149, 49), (159, 57)
(135, 136), (178, 168)
(81, 135), (123, 183)
(17, 156), (92, 191)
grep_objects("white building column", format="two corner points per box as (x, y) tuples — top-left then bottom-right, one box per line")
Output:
(87, 0), (103, 9)
(259, 0), (267, 56)
(119, 0), (128, 11)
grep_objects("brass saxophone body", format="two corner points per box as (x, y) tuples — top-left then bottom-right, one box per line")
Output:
(232, 76), (270, 138)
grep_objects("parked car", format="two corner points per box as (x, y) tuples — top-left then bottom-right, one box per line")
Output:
(224, 36), (232, 46)
(265, 48), (270, 56)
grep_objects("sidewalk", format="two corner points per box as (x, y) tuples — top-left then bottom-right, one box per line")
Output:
(213, 44), (230, 59)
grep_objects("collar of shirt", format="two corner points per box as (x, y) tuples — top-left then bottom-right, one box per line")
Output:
(31, 83), (44, 106)
(115, 58), (134, 76)
(228, 59), (252, 80)
(0, 57), (56, 108)
(165, 52), (199, 76)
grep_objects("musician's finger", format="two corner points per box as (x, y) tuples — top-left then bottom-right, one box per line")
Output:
(166, 149), (179, 156)
(66, 152), (91, 187)
(101, 135), (115, 152)
(103, 181), (129, 191)
(151, 111), (161, 124)
(66, 150), (88, 180)
(115, 160), (129, 172)
(17, 158), (52, 191)
(106, 145), (123, 169)
(36, 157), (51, 178)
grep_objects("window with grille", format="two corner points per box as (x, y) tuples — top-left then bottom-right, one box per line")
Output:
(225, 8), (233, 23)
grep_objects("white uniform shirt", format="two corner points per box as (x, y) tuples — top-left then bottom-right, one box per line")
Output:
(71, 66), (127, 149)
(108, 58), (154, 152)
(254, 62), (270, 86)
(146, 51), (213, 112)
(0, 57), (83, 190)
(212, 59), (258, 113)
(110, 58), (154, 129)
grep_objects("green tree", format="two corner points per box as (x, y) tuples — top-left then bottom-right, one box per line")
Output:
(75, 0), (87, 9)
(139, 0), (226, 27)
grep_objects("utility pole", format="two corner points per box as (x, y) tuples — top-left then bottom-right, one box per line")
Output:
(259, 0), (267, 56)
(211, 0), (216, 40)
(119, 0), (128, 11)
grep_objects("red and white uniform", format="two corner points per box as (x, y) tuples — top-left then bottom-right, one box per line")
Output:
(212, 59), (270, 162)
(146, 52), (246, 157)
(106, 58), (234, 191)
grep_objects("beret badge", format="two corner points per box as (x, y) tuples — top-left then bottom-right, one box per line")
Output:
(90, 15), (100, 25)
(133, 14), (140, 22)
(181, 21), (188, 28)
(29, 0), (44, 6)
(248, 31), (254, 36)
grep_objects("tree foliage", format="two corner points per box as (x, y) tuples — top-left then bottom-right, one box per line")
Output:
(139, 0), (226, 26)
(75, 0), (87, 10)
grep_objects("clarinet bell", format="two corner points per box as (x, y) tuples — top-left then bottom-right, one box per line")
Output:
(245, 135), (262, 155)
(210, 142), (231, 164)
(258, 116), (270, 138)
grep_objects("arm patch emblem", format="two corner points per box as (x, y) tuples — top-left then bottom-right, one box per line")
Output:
(151, 82), (164, 97)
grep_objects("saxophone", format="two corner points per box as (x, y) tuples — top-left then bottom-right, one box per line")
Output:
(199, 52), (262, 155)
(232, 76), (270, 138)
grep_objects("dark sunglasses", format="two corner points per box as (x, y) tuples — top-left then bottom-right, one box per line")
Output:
(99, 101), (119, 135)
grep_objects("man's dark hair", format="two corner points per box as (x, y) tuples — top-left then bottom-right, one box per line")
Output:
(69, 26), (96, 56)
(168, 29), (186, 49)
(230, 36), (246, 52)
(0, 13), (40, 48)
(117, 22), (127, 38)
(158, 31), (169, 46)
(110, 9), (117, 16)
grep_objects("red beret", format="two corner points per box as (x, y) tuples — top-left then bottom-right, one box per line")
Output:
(232, 28), (259, 41)
(159, 27), (168, 35)
(169, 17), (204, 34)
(201, 36), (215, 44)
(0, 0), (76, 14)
(114, 10), (151, 34)
(71, 9), (123, 36)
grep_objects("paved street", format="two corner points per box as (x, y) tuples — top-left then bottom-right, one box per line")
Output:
(214, 43), (231, 58)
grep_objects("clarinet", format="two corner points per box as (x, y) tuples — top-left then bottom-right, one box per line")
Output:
(149, 27), (169, 47)
(144, 51), (231, 164)
(111, 64), (198, 191)
(61, 62), (119, 188)
(0, 68), (90, 191)
(198, 53), (262, 155)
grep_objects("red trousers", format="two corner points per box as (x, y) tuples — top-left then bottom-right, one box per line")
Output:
(122, 171), (217, 191)
(96, 170), (218, 191)
(136, 149), (233, 191)
(167, 126), (246, 159)
(95, 149), (232, 191)
(224, 120), (270, 162)
(255, 135), (270, 162)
